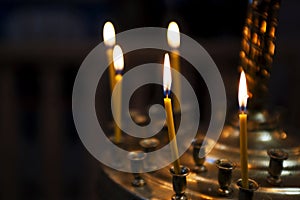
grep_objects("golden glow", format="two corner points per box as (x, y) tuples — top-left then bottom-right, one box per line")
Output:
(240, 51), (245, 58)
(252, 33), (258, 44)
(238, 70), (248, 109)
(112, 45), (124, 71)
(262, 69), (270, 77)
(261, 20), (267, 33)
(269, 41), (275, 55)
(243, 26), (250, 39)
(280, 132), (287, 140)
(163, 53), (172, 93)
(167, 22), (180, 49)
(103, 21), (116, 47)
(269, 26), (275, 38)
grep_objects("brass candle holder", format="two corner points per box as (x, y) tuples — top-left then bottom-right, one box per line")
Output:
(170, 165), (190, 200)
(192, 138), (207, 173)
(216, 159), (236, 197)
(139, 138), (160, 171)
(237, 179), (259, 200)
(127, 151), (146, 187)
(267, 148), (288, 186)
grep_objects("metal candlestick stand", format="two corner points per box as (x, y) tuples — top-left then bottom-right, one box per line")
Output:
(100, 0), (300, 199)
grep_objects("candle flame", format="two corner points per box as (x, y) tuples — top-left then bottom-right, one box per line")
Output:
(163, 53), (172, 95)
(113, 45), (124, 72)
(238, 70), (248, 110)
(167, 22), (180, 49)
(103, 21), (116, 47)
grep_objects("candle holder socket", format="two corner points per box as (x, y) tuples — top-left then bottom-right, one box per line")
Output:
(170, 165), (190, 200)
(267, 148), (288, 186)
(127, 151), (146, 187)
(216, 159), (236, 196)
(192, 138), (207, 173)
(237, 179), (259, 200)
(139, 138), (160, 171)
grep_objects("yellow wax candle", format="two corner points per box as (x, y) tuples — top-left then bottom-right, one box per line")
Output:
(238, 70), (249, 189)
(114, 74), (122, 143)
(164, 97), (181, 174)
(103, 21), (116, 92)
(171, 51), (181, 112)
(167, 22), (181, 113)
(163, 53), (181, 174)
(112, 45), (124, 144)
(106, 49), (115, 91)
(239, 112), (249, 188)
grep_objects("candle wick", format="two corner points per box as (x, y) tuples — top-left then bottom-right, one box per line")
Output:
(240, 105), (247, 113)
(115, 70), (122, 75)
(165, 89), (170, 98)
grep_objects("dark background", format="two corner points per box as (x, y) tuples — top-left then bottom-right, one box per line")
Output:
(1, 0), (300, 199)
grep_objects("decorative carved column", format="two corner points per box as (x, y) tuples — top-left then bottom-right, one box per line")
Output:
(239, 0), (281, 111)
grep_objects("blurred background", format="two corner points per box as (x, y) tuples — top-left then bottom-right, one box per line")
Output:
(1, 0), (300, 199)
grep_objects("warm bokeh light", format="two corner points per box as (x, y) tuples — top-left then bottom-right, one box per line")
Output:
(238, 70), (248, 109)
(260, 20), (267, 33)
(103, 21), (116, 47)
(163, 53), (172, 94)
(112, 45), (124, 72)
(167, 21), (180, 49)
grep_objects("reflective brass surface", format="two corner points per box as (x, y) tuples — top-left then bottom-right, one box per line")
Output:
(101, 122), (300, 199)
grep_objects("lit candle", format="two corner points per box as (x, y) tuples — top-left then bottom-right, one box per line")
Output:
(103, 21), (116, 92)
(238, 70), (249, 189)
(167, 22), (181, 112)
(112, 45), (124, 144)
(163, 53), (181, 174)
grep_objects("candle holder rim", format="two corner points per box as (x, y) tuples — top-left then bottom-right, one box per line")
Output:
(216, 159), (236, 170)
(170, 165), (190, 177)
(127, 150), (147, 161)
(267, 148), (288, 160)
(236, 179), (259, 192)
(139, 138), (160, 148)
(132, 114), (149, 126)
